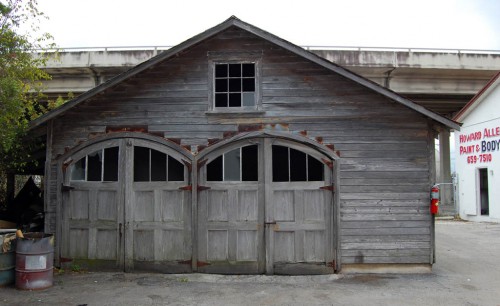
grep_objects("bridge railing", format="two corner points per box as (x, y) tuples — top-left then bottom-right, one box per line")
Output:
(42, 46), (500, 54)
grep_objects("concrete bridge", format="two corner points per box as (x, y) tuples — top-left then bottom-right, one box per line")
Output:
(40, 46), (500, 118)
(39, 47), (500, 210)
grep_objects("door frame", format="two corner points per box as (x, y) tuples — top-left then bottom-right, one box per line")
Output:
(57, 132), (193, 270)
(194, 131), (341, 272)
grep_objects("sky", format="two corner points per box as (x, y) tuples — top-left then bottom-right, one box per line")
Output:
(35, 0), (500, 50)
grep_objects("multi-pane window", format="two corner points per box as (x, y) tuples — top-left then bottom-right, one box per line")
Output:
(71, 147), (119, 182)
(272, 145), (324, 182)
(133, 146), (184, 182)
(214, 63), (255, 108)
(207, 145), (258, 181)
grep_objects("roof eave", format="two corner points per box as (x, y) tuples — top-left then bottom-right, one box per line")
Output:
(229, 19), (461, 131)
(29, 17), (241, 130)
(30, 16), (460, 131)
(453, 71), (500, 122)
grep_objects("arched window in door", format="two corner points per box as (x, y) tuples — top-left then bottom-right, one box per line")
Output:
(70, 147), (119, 182)
(206, 144), (258, 181)
(272, 145), (324, 182)
(133, 146), (185, 182)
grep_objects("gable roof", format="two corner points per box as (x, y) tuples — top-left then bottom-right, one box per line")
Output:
(30, 16), (460, 130)
(453, 71), (500, 122)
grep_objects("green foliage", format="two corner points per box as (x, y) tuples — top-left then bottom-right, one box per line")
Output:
(1, 0), (55, 153)
(0, 0), (58, 207)
(70, 264), (82, 273)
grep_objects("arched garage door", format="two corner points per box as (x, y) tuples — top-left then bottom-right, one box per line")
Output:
(60, 138), (192, 272)
(197, 138), (335, 274)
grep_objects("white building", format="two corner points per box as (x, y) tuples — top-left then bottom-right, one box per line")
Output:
(454, 72), (500, 222)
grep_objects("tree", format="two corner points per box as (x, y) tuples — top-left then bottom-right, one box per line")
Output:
(0, 0), (56, 206)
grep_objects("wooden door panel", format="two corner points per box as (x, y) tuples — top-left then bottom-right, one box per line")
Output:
(304, 190), (325, 221)
(97, 191), (117, 221)
(207, 190), (229, 221)
(237, 190), (258, 221)
(69, 229), (88, 258)
(274, 191), (295, 221)
(207, 230), (229, 261)
(160, 191), (184, 221)
(70, 190), (89, 219)
(66, 187), (121, 261)
(304, 230), (325, 261)
(133, 230), (154, 261)
(236, 230), (258, 260)
(273, 231), (295, 262)
(96, 229), (118, 260)
(265, 140), (334, 275)
(198, 186), (262, 273)
(130, 187), (191, 270)
(133, 191), (154, 221)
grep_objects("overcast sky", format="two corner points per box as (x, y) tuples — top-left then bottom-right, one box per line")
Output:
(37, 0), (500, 50)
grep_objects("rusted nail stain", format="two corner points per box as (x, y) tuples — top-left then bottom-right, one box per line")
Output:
(238, 124), (262, 132)
(321, 158), (334, 169)
(106, 125), (148, 133)
(208, 138), (220, 145)
(223, 131), (238, 138)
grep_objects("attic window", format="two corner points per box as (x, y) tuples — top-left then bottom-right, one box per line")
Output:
(207, 51), (262, 113)
(215, 63), (256, 108)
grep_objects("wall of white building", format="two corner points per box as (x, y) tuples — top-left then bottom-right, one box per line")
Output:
(455, 81), (500, 222)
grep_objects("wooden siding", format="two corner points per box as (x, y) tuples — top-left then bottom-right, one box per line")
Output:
(47, 26), (435, 267)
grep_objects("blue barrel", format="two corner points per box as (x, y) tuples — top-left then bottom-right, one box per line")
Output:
(15, 233), (54, 290)
(0, 230), (17, 286)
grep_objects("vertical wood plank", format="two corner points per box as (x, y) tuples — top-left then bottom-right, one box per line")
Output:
(263, 138), (274, 274)
(294, 190), (304, 262)
(227, 189), (238, 261)
(123, 139), (134, 271)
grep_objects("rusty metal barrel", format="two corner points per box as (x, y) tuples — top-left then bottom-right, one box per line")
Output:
(15, 233), (54, 290)
(0, 230), (17, 286)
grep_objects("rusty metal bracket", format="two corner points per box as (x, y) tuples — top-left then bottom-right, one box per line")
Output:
(197, 261), (211, 267)
(197, 185), (211, 191)
(321, 158), (334, 169)
(320, 185), (335, 191)
(179, 185), (193, 191)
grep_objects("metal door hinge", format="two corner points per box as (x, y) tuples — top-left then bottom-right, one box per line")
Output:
(197, 185), (211, 191)
(197, 261), (210, 267)
(320, 185), (335, 191)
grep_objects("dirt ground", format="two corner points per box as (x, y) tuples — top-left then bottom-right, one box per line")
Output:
(1, 220), (500, 306)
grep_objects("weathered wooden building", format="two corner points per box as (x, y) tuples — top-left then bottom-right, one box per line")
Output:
(30, 17), (459, 274)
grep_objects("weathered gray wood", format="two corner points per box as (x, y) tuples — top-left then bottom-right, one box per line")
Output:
(44, 24), (442, 271)
(266, 139), (333, 274)
(197, 139), (265, 273)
